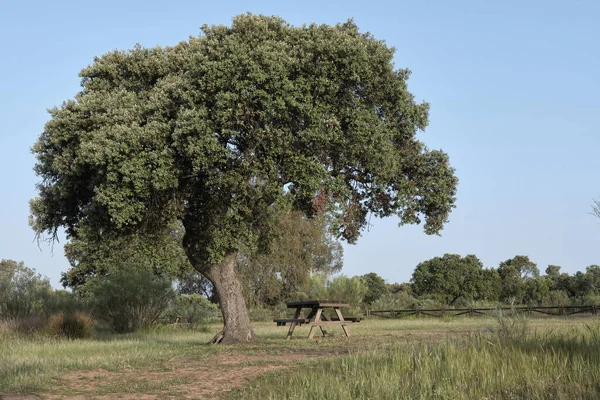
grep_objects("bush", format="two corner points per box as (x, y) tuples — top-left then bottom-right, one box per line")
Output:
(168, 294), (220, 326)
(87, 266), (176, 333)
(248, 305), (278, 322)
(582, 293), (600, 306)
(45, 290), (84, 316)
(369, 291), (418, 312)
(13, 316), (48, 336)
(46, 312), (94, 339)
(0, 319), (17, 339)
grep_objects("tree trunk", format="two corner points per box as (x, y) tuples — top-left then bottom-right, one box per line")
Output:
(203, 252), (257, 344)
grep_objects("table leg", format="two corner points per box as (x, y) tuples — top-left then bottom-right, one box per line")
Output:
(308, 308), (323, 339)
(305, 307), (317, 320)
(334, 307), (350, 337)
(318, 311), (329, 337)
(286, 307), (302, 340)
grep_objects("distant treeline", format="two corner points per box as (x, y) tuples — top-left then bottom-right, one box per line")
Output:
(371, 254), (600, 311)
(3, 252), (600, 337)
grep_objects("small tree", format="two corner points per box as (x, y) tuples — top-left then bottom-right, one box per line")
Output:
(0, 259), (52, 319)
(238, 211), (343, 307)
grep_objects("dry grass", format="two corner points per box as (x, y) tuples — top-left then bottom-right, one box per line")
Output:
(1, 316), (598, 399)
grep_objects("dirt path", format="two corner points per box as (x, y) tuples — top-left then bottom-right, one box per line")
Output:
(3, 348), (339, 400)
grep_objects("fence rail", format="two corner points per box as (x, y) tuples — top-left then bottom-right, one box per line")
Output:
(366, 305), (600, 318)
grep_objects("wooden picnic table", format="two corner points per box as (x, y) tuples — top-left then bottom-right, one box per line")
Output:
(273, 300), (361, 339)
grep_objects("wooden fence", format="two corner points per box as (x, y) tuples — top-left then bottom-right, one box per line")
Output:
(366, 305), (600, 318)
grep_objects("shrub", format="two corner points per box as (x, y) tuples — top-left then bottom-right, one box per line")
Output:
(582, 293), (600, 306)
(541, 290), (571, 306)
(87, 266), (176, 333)
(247, 305), (277, 322)
(44, 290), (84, 316)
(46, 312), (94, 339)
(369, 291), (418, 312)
(0, 319), (17, 339)
(14, 316), (48, 336)
(168, 294), (220, 326)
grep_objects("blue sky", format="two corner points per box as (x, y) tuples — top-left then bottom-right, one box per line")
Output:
(1, 0), (599, 288)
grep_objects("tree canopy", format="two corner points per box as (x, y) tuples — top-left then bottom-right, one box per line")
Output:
(30, 14), (458, 343)
(410, 254), (497, 305)
(62, 224), (192, 292)
(498, 255), (539, 302)
(361, 272), (389, 305)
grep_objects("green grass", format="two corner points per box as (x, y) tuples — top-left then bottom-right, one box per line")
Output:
(2, 316), (600, 399)
(0, 325), (219, 394)
(229, 318), (600, 399)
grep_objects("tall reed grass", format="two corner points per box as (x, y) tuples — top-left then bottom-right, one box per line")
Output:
(231, 320), (600, 399)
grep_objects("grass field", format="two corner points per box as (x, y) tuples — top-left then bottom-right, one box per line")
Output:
(2, 316), (600, 399)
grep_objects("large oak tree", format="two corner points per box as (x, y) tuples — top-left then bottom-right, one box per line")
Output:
(30, 14), (458, 343)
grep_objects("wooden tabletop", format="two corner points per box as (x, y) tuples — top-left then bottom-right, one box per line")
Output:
(286, 300), (350, 308)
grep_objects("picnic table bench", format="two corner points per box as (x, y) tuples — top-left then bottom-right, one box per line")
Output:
(274, 300), (362, 339)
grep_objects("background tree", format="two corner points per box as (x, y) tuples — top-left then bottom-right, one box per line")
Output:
(477, 268), (501, 302)
(387, 282), (414, 296)
(177, 271), (217, 301)
(0, 259), (52, 319)
(566, 265), (600, 302)
(544, 265), (574, 296)
(584, 265), (600, 290)
(498, 255), (539, 303)
(523, 276), (550, 304)
(237, 211), (342, 307)
(411, 254), (491, 305)
(30, 15), (458, 343)
(545, 265), (561, 278)
(361, 272), (389, 305)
